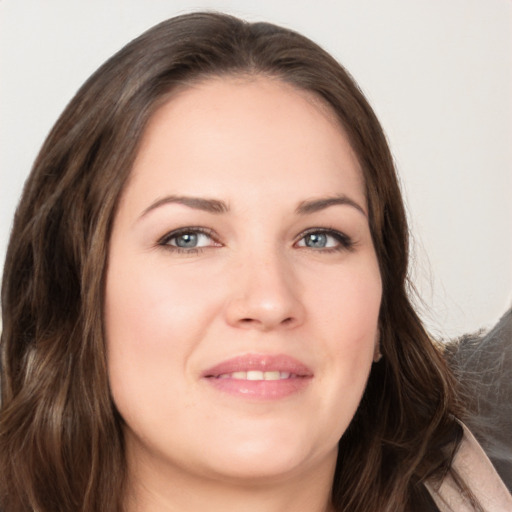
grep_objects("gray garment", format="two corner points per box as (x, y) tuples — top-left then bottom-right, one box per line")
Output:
(445, 308), (512, 492)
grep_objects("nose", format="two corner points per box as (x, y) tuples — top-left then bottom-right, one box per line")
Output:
(224, 253), (305, 331)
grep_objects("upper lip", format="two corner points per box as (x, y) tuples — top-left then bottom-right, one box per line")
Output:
(202, 353), (313, 378)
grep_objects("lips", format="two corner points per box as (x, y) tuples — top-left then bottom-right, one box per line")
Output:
(202, 354), (313, 399)
(215, 370), (294, 380)
(203, 353), (313, 378)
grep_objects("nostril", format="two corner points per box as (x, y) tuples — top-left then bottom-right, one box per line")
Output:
(239, 316), (294, 326)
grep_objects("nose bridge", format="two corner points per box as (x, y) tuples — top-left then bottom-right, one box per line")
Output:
(224, 241), (304, 330)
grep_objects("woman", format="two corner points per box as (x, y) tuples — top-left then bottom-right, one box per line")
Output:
(0, 12), (509, 512)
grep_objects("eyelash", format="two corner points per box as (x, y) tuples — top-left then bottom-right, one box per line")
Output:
(157, 227), (354, 254)
(157, 227), (219, 254)
(296, 228), (355, 253)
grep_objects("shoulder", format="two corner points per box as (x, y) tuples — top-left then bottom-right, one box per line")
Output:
(445, 308), (512, 490)
(426, 423), (512, 511)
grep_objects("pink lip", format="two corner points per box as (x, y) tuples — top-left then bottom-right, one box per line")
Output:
(202, 354), (313, 400)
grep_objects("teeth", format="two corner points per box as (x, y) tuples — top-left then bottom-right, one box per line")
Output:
(263, 371), (281, 380)
(216, 371), (294, 380)
(247, 370), (263, 380)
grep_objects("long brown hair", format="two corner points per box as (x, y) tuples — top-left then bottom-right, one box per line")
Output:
(1, 12), (463, 511)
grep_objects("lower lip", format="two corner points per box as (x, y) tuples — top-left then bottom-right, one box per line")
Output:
(204, 376), (311, 400)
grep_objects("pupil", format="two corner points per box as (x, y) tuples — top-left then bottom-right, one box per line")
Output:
(176, 233), (198, 248)
(306, 233), (327, 248)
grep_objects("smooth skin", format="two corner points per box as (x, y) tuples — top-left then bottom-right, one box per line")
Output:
(105, 76), (382, 512)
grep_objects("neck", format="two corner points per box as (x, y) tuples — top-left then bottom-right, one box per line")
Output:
(123, 449), (337, 512)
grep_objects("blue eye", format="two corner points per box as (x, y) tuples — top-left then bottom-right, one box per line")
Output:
(303, 233), (329, 248)
(173, 233), (201, 248)
(296, 229), (353, 251)
(159, 228), (217, 251)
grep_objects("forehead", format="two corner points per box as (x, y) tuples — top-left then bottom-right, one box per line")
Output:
(125, 76), (365, 210)
(148, 74), (347, 137)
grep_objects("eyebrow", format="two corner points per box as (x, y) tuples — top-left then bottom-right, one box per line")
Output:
(139, 195), (229, 219)
(296, 195), (367, 217)
(139, 193), (366, 220)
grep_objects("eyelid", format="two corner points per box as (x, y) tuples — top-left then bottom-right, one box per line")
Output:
(156, 226), (354, 253)
(157, 226), (220, 249)
(294, 227), (354, 251)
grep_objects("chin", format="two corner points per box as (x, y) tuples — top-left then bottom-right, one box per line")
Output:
(199, 424), (337, 483)
(206, 450), (315, 483)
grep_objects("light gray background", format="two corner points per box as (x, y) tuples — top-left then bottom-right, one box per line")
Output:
(1, 0), (511, 337)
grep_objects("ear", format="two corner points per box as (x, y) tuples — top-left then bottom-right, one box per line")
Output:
(373, 328), (383, 363)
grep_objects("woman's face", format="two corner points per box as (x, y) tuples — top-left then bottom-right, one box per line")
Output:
(105, 77), (382, 485)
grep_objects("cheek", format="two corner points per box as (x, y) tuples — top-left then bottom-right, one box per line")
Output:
(105, 251), (220, 349)
(103, 254), (218, 421)
(314, 257), (382, 344)
(309, 259), (381, 425)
